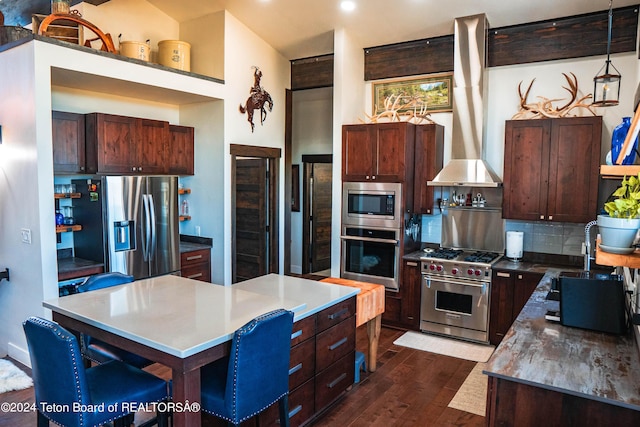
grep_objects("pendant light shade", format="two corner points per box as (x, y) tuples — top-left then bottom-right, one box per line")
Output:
(593, 0), (621, 107)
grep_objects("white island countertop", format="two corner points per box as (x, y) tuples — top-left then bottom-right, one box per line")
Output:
(43, 273), (359, 358)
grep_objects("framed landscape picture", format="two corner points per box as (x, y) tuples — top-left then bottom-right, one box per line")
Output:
(372, 73), (453, 114)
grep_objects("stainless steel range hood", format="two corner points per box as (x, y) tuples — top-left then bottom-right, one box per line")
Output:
(428, 14), (502, 188)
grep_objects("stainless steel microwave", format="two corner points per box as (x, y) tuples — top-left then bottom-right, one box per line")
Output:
(341, 182), (403, 229)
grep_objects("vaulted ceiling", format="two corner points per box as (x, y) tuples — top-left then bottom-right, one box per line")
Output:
(1, 0), (637, 59)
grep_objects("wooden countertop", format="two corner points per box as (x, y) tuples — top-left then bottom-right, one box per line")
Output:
(484, 269), (640, 411)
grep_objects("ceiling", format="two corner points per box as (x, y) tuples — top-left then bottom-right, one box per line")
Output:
(1, 0), (638, 59)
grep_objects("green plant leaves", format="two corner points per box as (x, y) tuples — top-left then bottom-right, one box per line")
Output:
(604, 173), (640, 218)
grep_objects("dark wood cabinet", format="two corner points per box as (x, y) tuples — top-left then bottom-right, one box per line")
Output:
(342, 122), (415, 182)
(413, 124), (444, 214)
(52, 111), (86, 174)
(382, 259), (421, 330)
(503, 117), (602, 223)
(85, 113), (169, 174)
(168, 125), (195, 175)
(259, 297), (356, 427)
(489, 269), (543, 345)
(180, 248), (211, 282)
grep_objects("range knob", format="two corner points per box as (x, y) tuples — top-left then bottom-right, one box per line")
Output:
(452, 267), (459, 275)
(429, 263), (436, 271)
(436, 264), (443, 272)
(475, 269), (482, 276)
(467, 268), (474, 276)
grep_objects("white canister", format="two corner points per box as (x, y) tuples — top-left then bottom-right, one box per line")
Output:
(158, 40), (191, 72)
(119, 41), (150, 62)
(506, 231), (524, 261)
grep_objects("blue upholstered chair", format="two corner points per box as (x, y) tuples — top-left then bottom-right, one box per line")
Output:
(200, 309), (294, 427)
(23, 316), (169, 427)
(75, 272), (153, 368)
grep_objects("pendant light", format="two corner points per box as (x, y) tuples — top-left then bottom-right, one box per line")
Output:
(593, 0), (621, 107)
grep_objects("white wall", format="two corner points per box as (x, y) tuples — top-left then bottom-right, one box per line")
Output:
(222, 11), (290, 284)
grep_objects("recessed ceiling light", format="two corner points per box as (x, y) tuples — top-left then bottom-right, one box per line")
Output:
(341, 1), (356, 12)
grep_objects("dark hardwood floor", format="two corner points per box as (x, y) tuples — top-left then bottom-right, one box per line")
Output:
(1, 327), (485, 427)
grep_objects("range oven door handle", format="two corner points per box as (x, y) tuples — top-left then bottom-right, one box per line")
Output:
(423, 275), (488, 289)
(340, 235), (399, 245)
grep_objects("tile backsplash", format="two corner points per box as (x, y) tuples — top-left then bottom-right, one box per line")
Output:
(421, 214), (587, 256)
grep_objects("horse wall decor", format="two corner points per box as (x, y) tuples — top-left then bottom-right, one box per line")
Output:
(239, 66), (274, 132)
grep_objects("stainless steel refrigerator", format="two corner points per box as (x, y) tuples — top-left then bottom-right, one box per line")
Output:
(73, 176), (180, 280)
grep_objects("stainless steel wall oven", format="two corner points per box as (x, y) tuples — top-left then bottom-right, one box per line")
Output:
(341, 182), (404, 291)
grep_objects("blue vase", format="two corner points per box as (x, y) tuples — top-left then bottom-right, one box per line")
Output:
(611, 117), (638, 165)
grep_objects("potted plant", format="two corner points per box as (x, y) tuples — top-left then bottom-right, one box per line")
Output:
(597, 173), (640, 250)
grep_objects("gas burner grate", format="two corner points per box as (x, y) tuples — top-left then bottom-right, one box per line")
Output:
(425, 249), (464, 260)
(464, 251), (501, 263)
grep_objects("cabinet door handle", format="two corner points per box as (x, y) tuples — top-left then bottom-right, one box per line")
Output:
(496, 272), (511, 278)
(540, 215), (545, 220)
(517, 274), (523, 280)
(366, 175), (370, 180)
(275, 405), (302, 424)
(327, 373), (347, 388)
(186, 273), (203, 279)
(132, 166), (137, 172)
(291, 330), (303, 340)
(328, 337), (348, 351)
(372, 176), (376, 180)
(186, 254), (203, 261)
(328, 308), (348, 320)
(288, 363), (302, 375)
(407, 261), (418, 267)
(548, 215), (553, 220)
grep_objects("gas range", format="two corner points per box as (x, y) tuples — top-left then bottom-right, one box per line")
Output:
(420, 248), (502, 281)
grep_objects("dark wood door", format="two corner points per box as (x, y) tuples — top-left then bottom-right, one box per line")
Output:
(167, 124), (195, 175)
(235, 158), (268, 282)
(547, 117), (602, 223)
(87, 113), (136, 174)
(137, 118), (169, 174)
(401, 260), (421, 330)
(503, 119), (551, 221)
(310, 162), (332, 273)
(342, 124), (374, 181)
(512, 271), (544, 319)
(52, 111), (86, 174)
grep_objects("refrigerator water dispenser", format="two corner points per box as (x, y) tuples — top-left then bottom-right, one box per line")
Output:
(113, 221), (135, 252)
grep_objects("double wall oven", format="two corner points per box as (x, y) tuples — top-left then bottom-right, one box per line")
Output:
(340, 182), (404, 291)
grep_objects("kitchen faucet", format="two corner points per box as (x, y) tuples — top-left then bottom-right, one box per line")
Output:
(584, 220), (597, 271)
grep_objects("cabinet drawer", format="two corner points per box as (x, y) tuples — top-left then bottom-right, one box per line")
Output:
(316, 297), (356, 333)
(315, 351), (355, 412)
(259, 378), (315, 427)
(290, 315), (316, 347)
(180, 249), (210, 267)
(316, 316), (356, 372)
(180, 264), (210, 283)
(289, 338), (315, 390)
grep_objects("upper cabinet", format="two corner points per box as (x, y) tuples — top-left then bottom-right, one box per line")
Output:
(342, 122), (415, 182)
(52, 111), (86, 174)
(85, 113), (168, 175)
(502, 117), (602, 223)
(413, 124), (444, 214)
(168, 125), (195, 176)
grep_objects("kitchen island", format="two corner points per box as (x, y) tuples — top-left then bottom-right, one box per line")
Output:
(44, 274), (360, 427)
(484, 269), (640, 425)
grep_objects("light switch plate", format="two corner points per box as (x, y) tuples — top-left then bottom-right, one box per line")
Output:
(21, 228), (31, 244)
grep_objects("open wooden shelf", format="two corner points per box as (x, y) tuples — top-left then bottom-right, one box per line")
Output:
(595, 239), (640, 268)
(179, 215), (191, 222)
(178, 188), (191, 195)
(54, 192), (81, 199)
(56, 224), (82, 233)
(600, 165), (640, 179)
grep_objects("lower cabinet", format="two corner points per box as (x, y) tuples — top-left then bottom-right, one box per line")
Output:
(382, 260), (421, 330)
(180, 248), (211, 282)
(489, 269), (543, 345)
(260, 297), (357, 427)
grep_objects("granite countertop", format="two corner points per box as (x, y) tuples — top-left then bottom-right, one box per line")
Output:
(179, 235), (212, 253)
(484, 269), (640, 411)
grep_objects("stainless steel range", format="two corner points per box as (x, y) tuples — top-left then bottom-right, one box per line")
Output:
(420, 248), (502, 343)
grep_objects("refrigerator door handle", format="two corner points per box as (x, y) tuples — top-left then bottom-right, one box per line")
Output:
(148, 193), (157, 260)
(142, 194), (151, 261)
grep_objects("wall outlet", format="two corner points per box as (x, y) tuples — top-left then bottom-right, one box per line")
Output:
(195, 225), (201, 237)
(21, 228), (31, 244)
